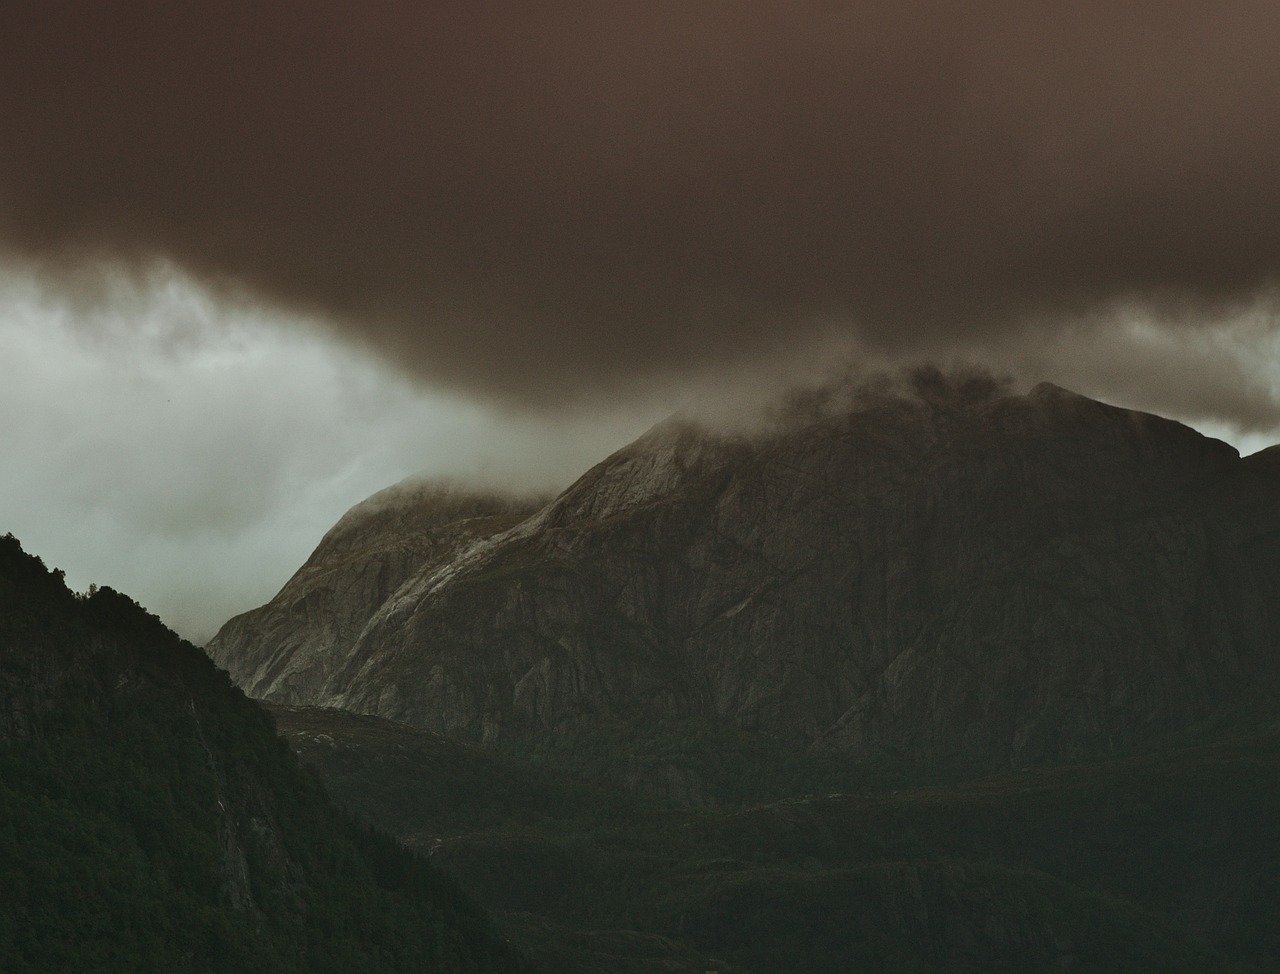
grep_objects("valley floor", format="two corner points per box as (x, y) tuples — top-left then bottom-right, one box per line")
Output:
(268, 704), (1280, 973)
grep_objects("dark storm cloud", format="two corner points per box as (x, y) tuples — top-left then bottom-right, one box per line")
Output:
(4, 1), (1280, 405)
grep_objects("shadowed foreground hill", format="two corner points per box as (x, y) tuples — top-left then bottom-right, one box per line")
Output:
(0, 534), (532, 974)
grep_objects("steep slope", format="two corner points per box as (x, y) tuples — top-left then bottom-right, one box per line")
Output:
(0, 534), (532, 973)
(209, 481), (540, 703)
(211, 380), (1280, 771)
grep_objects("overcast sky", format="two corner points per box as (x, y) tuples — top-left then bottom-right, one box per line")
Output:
(3, 2), (1280, 641)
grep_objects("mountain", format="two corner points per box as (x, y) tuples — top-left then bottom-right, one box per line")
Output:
(0, 534), (532, 973)
(202, 375), (1280, 972)
(208, 378), (1280, 775)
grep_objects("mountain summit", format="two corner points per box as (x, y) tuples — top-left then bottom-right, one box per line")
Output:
(208, 380), (1280, 771)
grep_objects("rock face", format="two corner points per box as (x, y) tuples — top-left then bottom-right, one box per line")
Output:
(207, 382), (1280, 769)
(209, 481), (540, 703)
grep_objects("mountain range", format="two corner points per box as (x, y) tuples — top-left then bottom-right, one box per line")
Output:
(210, 376), (1280, 777)
(12, 373), (1280, 971)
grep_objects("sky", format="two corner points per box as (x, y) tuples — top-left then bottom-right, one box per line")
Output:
(3, 2), (1280, 641)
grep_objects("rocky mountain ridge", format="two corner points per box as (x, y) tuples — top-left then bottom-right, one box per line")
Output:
(208, 379), (1280, 771)
(210, 482), (540, 705)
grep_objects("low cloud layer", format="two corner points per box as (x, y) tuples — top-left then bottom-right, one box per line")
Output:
(2, 266), (1276, 641)
(4, 2), (1280, 413)
(0, 267), (665, 642)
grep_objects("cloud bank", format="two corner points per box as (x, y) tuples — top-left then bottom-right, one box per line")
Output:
(0, 267), (665, 642)
(4, 1), (1280, 417)
(2, 264), (1276, 641)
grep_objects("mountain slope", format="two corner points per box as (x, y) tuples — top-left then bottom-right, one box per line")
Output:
(0, 534), (532, 973)
(210, 379), (1280, 773)
(210, 481), (539, 704)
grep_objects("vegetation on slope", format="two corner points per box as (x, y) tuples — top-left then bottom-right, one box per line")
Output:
(0, 534), (532, 974)
(273, 703), (1280, 973)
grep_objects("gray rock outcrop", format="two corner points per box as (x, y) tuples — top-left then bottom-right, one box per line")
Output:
(207, 481), (540, 703)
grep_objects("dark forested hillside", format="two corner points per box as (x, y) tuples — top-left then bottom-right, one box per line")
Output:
(272, 702), (1280, 973)
(0, 533), (532, 974)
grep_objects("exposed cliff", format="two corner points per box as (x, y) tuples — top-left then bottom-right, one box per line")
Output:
(209, 481), (540, 703)
(209, 381), (1280, 771)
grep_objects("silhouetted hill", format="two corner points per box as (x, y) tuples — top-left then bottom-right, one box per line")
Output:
(0, 533), (532, 973)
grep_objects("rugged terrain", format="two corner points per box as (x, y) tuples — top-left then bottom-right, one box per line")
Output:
(210, 378), (1280, 775)
(209, 483), (540, 706)
(196, 375), (1280, 971)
